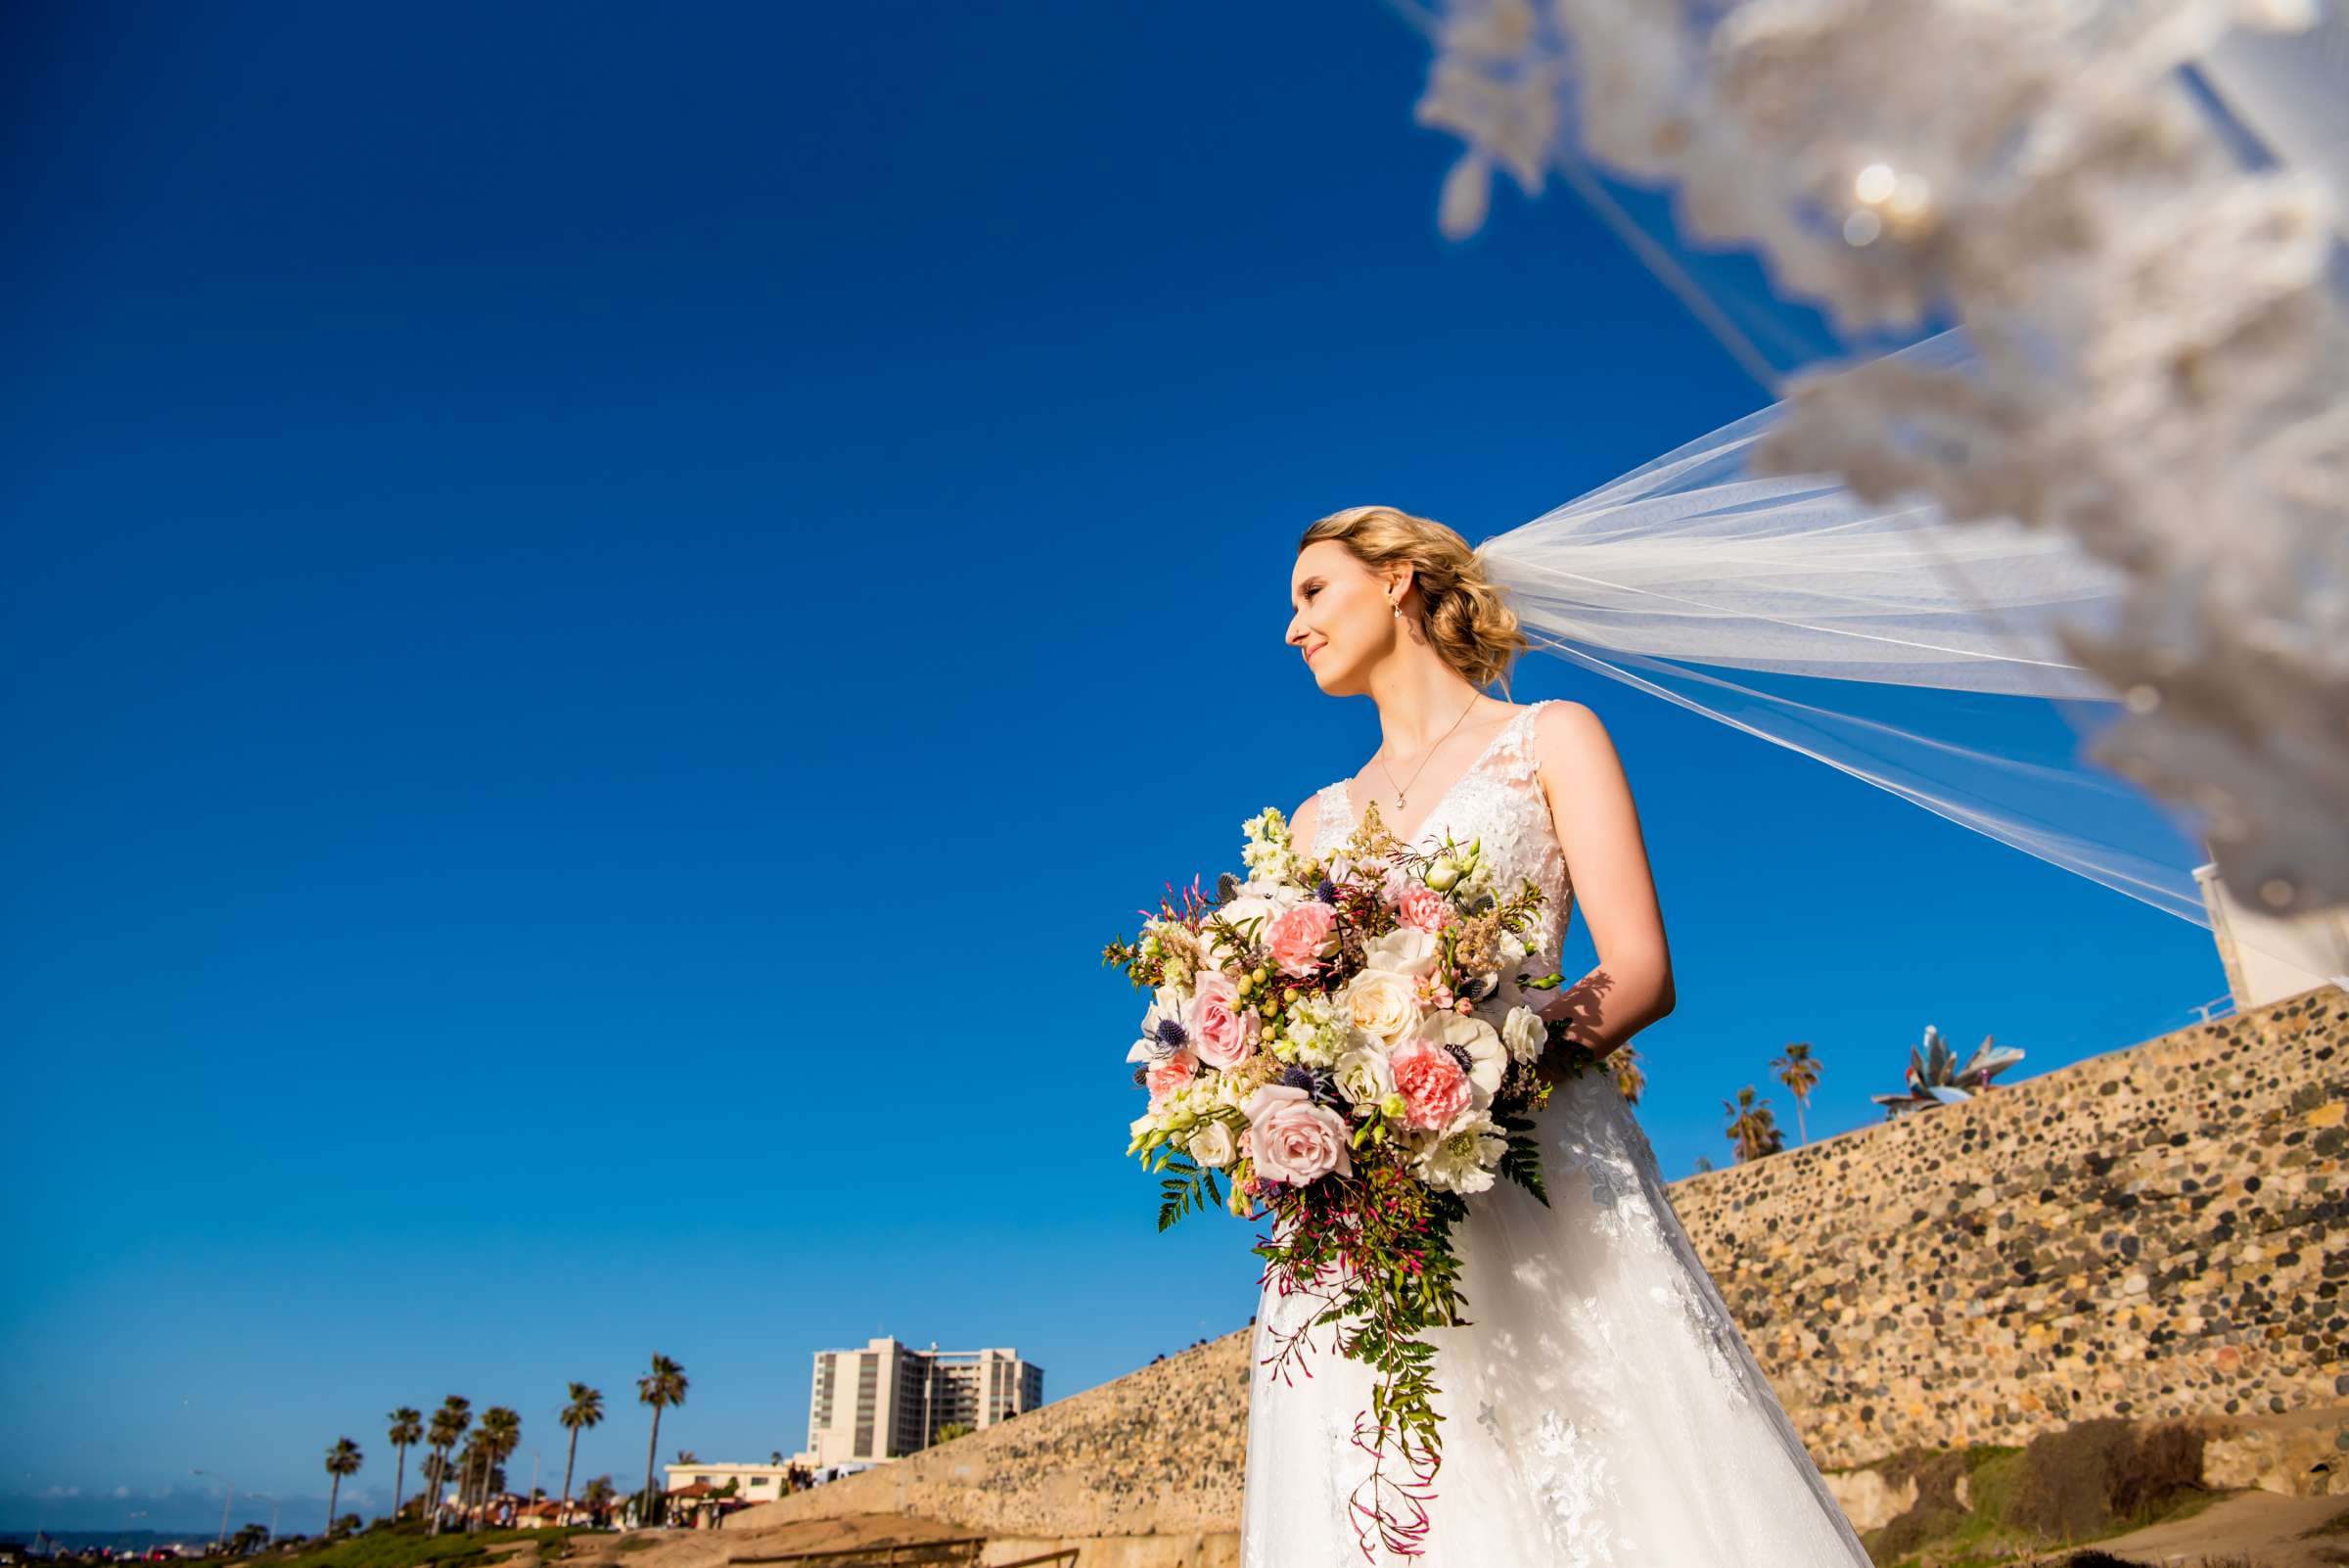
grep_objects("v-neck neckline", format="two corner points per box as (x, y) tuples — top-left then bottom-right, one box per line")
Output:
(1331, 700), (1546, 848)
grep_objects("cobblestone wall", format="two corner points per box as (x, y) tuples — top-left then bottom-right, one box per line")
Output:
(736, 983), (2346, 1534)
(1671, 982), (2347, 1467)
(729, 1332), (1251, 1538)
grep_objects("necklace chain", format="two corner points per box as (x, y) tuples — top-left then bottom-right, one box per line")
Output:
(1375, 694), (1482, 809)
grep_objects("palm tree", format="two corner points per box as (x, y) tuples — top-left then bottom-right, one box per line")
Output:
(558, 1383), (605, 1520)
(418, 1451), (452, 1521)
(427, 1398), (472, 1537)
(471, 1407), (522, 1534)
(635, 1354), (689, 1527)
(1721, 1084), (1785, 1162)
(578, 1475), (616, 1528)
(386, 1407), (424, 1524)
(1771, 1041), (1821, 1143)
(323, 1439), (363, 1535)
(452, 1440), (483, 1534)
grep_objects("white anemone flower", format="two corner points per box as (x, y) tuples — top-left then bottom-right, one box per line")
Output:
(1411, 1109), (1507, 1195)
(1409, 1009), (1506, 1105)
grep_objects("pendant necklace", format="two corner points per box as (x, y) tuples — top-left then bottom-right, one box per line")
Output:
(1376, 694), (1481, 809)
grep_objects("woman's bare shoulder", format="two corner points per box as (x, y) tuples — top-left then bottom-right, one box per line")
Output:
(1290, 786), (1325, 849)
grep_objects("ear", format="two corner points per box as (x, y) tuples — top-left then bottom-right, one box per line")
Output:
(1384, 563), (1415, 604)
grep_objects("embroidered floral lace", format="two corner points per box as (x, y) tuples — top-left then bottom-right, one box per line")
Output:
(1239, 700), (1873, 1564)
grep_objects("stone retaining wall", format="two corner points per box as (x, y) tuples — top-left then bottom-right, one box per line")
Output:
(736, 983), (2347, 1534)
(1671, 982), (2346, 1466)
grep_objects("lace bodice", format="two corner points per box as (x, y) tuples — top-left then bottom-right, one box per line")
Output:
(1312, 699), (1575, 963)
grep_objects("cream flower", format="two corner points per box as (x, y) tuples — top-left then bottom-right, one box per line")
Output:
(1185, 1118), (1237, 1170)
(1409, 1109), (1507, 1195)
(1280, 993), (1348, 1069)
(1361, 925), (1441, 978)
(1341, 968), (1422, 1046)
(1331, 1041), (1398, 1111)
(1500, 1004), (1548, 1067)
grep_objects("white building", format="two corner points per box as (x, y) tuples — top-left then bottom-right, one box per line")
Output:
(2197, 860), (2349, 1010)
(806, 1336), (1044, 1467)
(659, 1460), (799, 1502)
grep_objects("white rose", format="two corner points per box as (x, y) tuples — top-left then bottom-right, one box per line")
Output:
(1341, 968), (1422, 1046)
(1361, 925), (1440, 978)
(1411, 1009), (1506, 1105)
(1331, 1041), (1397, 1110)
(1185, 1118), (1237, 1170)
(1501, 1004), (1548, 1067)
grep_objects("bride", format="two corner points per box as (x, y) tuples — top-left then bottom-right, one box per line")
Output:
(1243, 503), (1873, 1564)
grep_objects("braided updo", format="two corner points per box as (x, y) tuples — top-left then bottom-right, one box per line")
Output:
(1298, 504), (1532, 694)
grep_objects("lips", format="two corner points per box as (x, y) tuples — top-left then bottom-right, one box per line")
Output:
(1305, 641), (1326, 665)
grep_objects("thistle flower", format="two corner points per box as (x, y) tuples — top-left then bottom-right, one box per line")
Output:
(1280, 1065), (1341, 1107)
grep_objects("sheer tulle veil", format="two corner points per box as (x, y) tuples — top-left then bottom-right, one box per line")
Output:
(1470, 328), (2335, 985)
(1459, 7), (2349, 992)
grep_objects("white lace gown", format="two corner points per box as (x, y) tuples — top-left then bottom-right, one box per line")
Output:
(1240, 700), (1873, 1566)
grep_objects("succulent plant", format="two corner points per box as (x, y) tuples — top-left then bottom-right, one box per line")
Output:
(1870, 1024), (2025, 1117)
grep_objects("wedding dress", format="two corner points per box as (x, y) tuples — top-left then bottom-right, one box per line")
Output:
(1239, 698), (1874, 1566)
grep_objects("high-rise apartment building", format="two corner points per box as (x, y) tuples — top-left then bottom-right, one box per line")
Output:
(805, 1336), (1045, 1467)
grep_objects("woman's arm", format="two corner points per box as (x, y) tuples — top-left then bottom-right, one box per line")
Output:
(1527, 701), (1676, 1073)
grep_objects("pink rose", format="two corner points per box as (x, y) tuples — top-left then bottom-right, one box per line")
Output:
(1396, 886), (1455, 934)
(1242, 1084), (1353, 1186)
(1188, 969), (1261, 1070)
(1390, 1038), (1473, 1130)
(1146, 1049), (1199, 1102)
(1266, 901), (1339, 978)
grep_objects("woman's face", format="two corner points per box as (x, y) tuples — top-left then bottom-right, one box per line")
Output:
(1288, 539), (1402, 695)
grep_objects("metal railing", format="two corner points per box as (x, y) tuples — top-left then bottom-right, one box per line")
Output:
(727, 1541), (1076, 1568)
(729, 1539), (986, 1567)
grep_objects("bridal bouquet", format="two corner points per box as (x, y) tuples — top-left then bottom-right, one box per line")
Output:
(1101, 799), (1601, 1559)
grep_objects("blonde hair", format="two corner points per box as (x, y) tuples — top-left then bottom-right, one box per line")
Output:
(1299, 505), (1531, 693)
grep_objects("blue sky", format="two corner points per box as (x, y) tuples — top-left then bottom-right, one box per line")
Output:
(0, 0), (2229, 1536)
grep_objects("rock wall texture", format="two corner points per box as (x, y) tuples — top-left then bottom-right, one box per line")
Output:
(736, 982), (2346, 1535)
(1673, 982), (2346, 1467)
(729, 1332), (1251, 1539)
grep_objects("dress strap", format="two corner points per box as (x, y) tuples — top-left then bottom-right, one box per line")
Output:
(1489, 699), (1552, 776)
